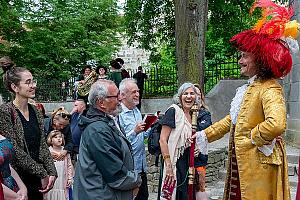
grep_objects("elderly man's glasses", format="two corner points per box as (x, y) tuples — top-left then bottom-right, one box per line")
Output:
(106, 95), (119, 99)
(106, 91), (119, 99)
(21, 79), (37, 87)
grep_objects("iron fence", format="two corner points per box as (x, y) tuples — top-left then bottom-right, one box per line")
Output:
(0, 54), (242, 102)
(204, 52), (242, 93)
(130, 66), (178, 98)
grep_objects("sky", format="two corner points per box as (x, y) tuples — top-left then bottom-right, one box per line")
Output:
(117, 0), (125, 14)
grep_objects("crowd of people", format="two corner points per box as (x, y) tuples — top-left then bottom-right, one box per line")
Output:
(0, 1), (299, 200)
(73, 58), (147, 106)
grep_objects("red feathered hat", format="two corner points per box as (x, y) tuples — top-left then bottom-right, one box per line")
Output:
(230, 0), (300, 78)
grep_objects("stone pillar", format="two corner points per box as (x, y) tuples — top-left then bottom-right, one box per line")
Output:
(283, 0), (300, 147)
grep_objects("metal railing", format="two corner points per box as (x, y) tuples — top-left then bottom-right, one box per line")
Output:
(0, 54), (241, 102)
(204, 52), (242, 93)
(131, 66), (178, 98)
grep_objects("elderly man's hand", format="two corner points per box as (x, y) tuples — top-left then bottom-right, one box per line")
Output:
(134, 122), (146, 134)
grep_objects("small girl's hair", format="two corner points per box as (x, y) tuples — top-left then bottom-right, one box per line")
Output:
(47, 130), (65, 146)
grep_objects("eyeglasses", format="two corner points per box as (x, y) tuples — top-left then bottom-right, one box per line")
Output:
(106, 91), (119, 99)
(57, 112), (71, 120)
(106, 95), (119, 99)
(21, 79), (37, 87)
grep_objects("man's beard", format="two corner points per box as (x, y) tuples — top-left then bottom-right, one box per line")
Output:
(129, 99), (139, 107)
(109, 103), (122, 117)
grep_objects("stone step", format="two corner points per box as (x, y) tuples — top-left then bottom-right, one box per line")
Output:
(209, 179), (298, 200)
(288, 163), (298, 176)
(217, 168), (298, 196)
(289, 175), (298, 187)
(287, 153), (299, 165)
(206, 180), (225, 200)
(290, 185), (297, 200)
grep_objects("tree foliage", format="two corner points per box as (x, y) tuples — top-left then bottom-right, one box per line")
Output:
(0, 0), (121, 79)
(124, 0), (260, 63)
(124, 0), (175, 59)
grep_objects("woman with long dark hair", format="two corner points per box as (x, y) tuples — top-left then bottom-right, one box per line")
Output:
(0, 64), (57, 199)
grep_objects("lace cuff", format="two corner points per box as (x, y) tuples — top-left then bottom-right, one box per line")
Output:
(251, 132), (276, 156)
(196, 130), (208, 155)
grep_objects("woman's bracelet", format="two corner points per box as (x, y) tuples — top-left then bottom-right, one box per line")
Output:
(163, 154), (170, 160)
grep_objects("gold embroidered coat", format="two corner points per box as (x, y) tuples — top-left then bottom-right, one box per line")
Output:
(205, 79), (290, 200)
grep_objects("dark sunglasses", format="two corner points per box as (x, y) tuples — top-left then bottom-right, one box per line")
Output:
(57, 113), (71, 120)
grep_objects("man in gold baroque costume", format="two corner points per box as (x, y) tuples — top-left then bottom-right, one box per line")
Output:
(193, 0), (300, 199)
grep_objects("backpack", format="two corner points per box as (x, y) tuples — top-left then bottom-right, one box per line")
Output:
(148, 120), (162, 166)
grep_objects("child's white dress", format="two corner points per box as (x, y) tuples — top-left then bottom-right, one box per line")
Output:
(45, 147), (74, 200)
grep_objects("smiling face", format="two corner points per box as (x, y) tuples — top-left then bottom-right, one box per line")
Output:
(180, 87), (196, 110)
(11, 71), (36, 99)
(239, 51), (259, 78)
(84, 67), (91, 76)
(121, 82), (140, 109)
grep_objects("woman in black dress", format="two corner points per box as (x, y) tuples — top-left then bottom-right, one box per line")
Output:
(0, 65), (57, 199)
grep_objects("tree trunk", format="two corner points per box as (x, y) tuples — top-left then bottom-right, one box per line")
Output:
(174, 0), (208, 90)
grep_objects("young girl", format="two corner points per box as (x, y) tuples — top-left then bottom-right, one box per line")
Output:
(46, 130), (74, 200)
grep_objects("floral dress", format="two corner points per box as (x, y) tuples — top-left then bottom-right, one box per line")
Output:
(0, 139), (19, 192)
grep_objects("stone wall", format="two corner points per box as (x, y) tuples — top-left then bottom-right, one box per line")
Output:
(282, 1), (300, 148)
(146, 147), (227, 193)
(205, 80), (247, 122)
(115, 40), (151, 71)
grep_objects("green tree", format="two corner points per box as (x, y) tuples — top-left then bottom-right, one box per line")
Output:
(0, 0), (121, 79)
(125, 0), (258, 58)
(124, 0), (260, 88)
(0, 0), (25, 56)
(125, 0), (208, 86)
